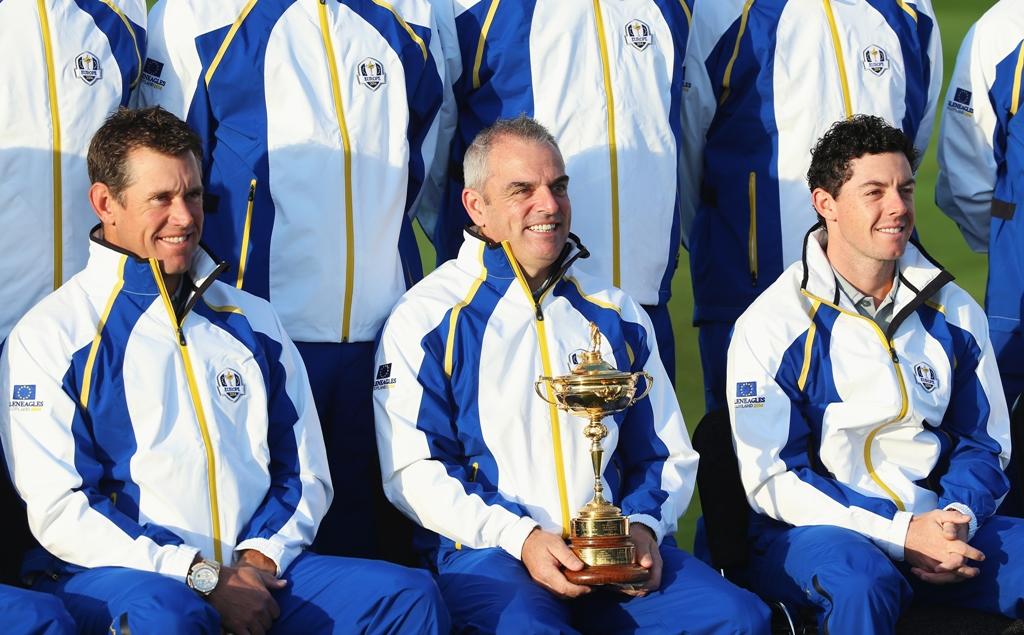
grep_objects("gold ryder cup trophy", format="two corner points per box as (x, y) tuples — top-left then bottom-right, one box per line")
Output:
(535, 322), (654, 586)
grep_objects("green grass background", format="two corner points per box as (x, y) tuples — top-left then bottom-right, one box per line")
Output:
(145, 0), (997, 550)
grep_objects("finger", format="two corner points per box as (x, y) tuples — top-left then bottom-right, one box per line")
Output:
(646, 551), (663, 591)
(267, 596), (281, 621)
(941, 521), (958, 540)
(949, 542), (986, 562)
(550, 543), (584, 572)
(543, 571), (590, 598)
(934, 510), (971, 526)
(911, 568), (962, 585)
(954, 565), (981, 579)
(933, 553), (967, 573)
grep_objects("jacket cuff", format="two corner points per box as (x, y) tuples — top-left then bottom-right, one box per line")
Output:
(943, 502), (979, 540)
(165, 545), (202, 584)
(627, 514), (665, 544)
(234, 538), (287, 577)
(878, 510), (914, 561)
(499, 516), (540, 561)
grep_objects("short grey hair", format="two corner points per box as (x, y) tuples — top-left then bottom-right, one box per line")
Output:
(463, 115), (561, 191)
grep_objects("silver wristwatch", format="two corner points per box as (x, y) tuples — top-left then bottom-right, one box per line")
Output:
(186, 559), (221, 596)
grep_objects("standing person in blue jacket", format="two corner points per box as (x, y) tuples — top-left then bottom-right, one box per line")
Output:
(683, 0), (942, 413)
(430, 0), (694, 384)
(937, 0), (1024, 415)
(0, 0), (147, 342)
(137, 0), (453, 561)
(728, 115), (1024, 634)
(374, 116), (770, 634)
(0, 107), (449, 635)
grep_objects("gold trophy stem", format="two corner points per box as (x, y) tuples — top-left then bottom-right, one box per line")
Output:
(588, 416), (607, 506)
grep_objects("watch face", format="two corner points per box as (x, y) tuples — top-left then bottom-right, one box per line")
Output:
(191, 564), (219, 594)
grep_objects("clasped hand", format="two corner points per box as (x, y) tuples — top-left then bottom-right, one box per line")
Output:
(208, 550), (287, 635)
(904, 509), (985, 584)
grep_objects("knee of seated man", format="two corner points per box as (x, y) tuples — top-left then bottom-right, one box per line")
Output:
(119, 581), (219, 633)
(814, 548), (908, 605)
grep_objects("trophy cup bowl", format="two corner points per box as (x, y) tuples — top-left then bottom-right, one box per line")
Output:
(535, 323), (654, 586)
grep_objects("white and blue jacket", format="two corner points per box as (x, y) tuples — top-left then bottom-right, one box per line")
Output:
(431, 0), (693, 307)
(0, 0), (146, 340)
(936, 0), (1024, 354)
(682, 0), (941, 325)
(0, 232), (331, 581)
(374, 231), (696, 559)
(728, 227), (1011, 560)
(139, 0), (450, 344)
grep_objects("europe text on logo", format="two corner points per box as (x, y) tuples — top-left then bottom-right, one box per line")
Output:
(216, 369), (246, 402)
(624, 20), (653, 51)
(913, 362), (938, 393)
(374, 363), (397, 390)
(734, 381), (765, 409)
(74, 52), (103, 86)
(10, 384), (44, 411)
(141, 57), (167, 89)
(357, 58), (387, 91)
(862, 46), (890, 77)
(946, 87), (974, 116)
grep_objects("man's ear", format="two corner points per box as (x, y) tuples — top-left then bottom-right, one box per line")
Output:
(89, 182), (118, 225)
(811, 187), (838, 223)
(462, 187), (487, 227)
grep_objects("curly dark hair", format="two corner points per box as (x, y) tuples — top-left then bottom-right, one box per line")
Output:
(87, 106), (203, 204)
(807, 115), (917, 197)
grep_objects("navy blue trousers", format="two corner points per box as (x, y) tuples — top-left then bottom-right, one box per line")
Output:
(745, 519), (1024, 635)
(435, 542), (770, 634)
(0, 584), (74, 635)
(31, 551), (448, 634)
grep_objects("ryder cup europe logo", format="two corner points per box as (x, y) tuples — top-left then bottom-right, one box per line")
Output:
(862, 45), (890, 77)
(74, 51), (103, 86)
(356, 58), (387, 91)
(624, 20), (653, 51)
(913, 362), (938, 393)
(216, 369), (246, 402)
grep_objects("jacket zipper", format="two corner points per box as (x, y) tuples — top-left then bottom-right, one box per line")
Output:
(1012, 44), (1024, 117)
(318, 0), (356, 342)
(149, 260), (230, 562)
(748, 171), (758, 286)
(822, 0), (853, 119)
(502, 242), (572, 535)
(591, 0), (622, 288)
(802, 291), (908, 511)
(719, 0), (754, 105)
(235, 179), (257, 289)
(36, 0), (62, 290)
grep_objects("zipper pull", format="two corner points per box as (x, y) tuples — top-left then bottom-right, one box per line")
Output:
(750, 271), (758, 287)
(889, 345), (899, 364)
(535, 303), (544, 321)
(248, 181), (256, 201)
(177, 327), (186, 346)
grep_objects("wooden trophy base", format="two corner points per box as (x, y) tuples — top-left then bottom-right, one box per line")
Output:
(565, 562), (651, 586)
(564, 534), (651, 586)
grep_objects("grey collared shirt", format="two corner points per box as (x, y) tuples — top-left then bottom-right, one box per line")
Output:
(833, 267), (900, 332)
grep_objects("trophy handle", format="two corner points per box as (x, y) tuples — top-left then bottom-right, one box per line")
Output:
(629, 372), (654, 405)
(535, 378), (558, 405)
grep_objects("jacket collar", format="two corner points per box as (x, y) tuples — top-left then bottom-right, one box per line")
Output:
(800, 223), (954, 337)
(85, 224), (228, 299)
(457, 227), (590, 301)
